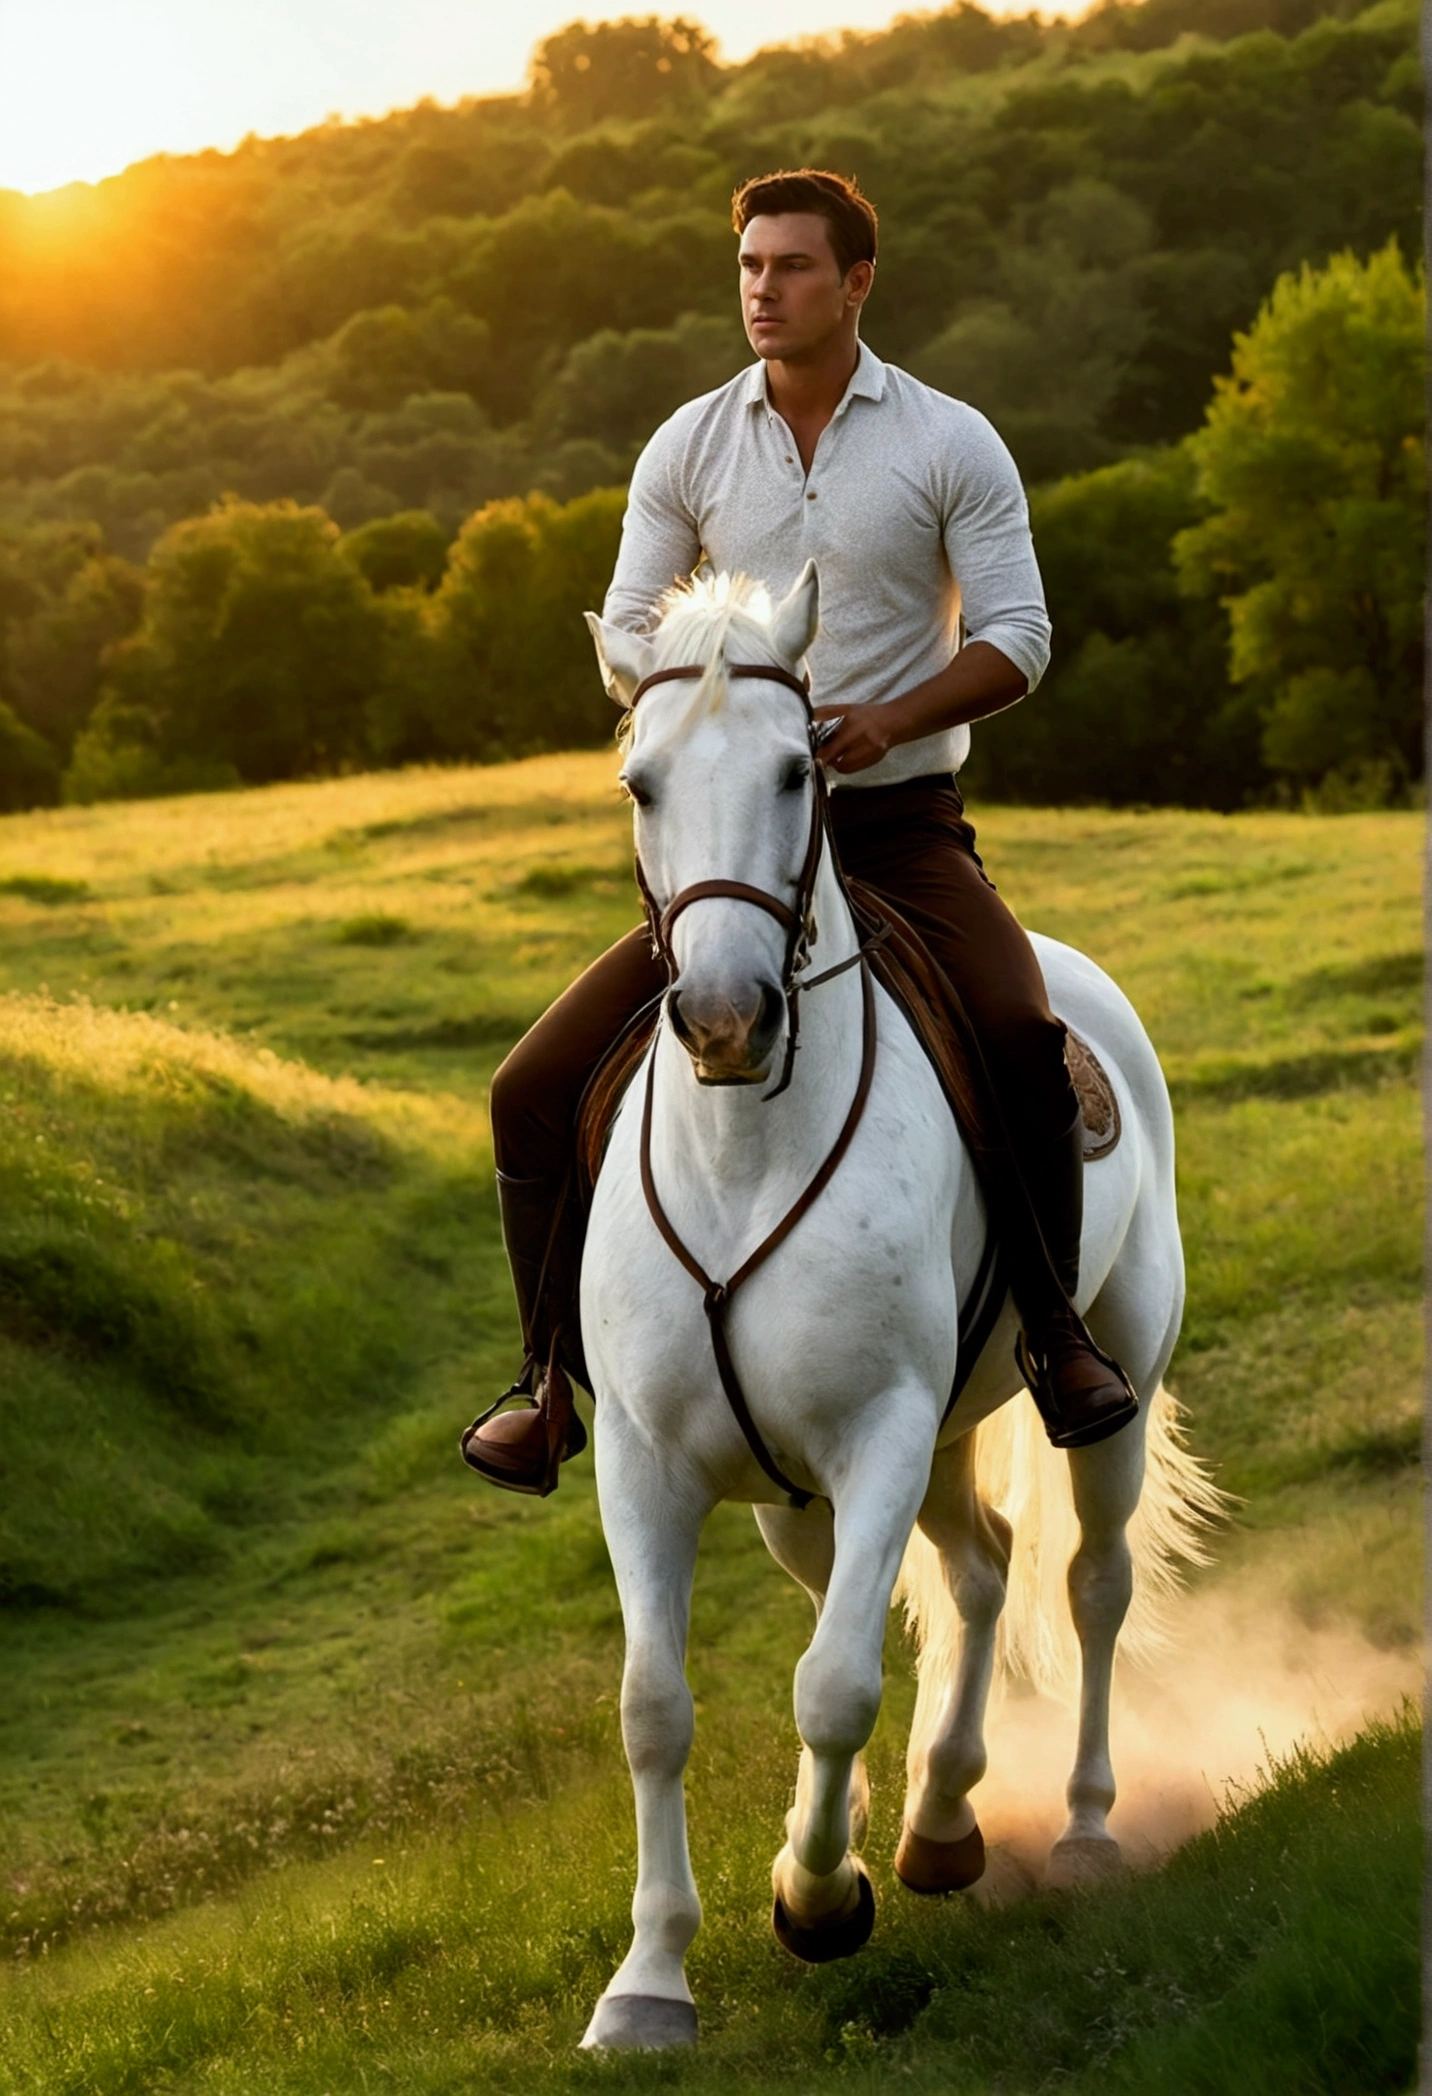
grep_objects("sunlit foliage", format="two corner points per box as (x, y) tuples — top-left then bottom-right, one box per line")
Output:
(0, 0), (1420, 812)
(1176, 241), (1424, 799)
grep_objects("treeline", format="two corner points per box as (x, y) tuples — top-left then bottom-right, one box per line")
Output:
(0, 241), (1419, 814)
(0, 0), (1417, 559)
(0, 490), (625, 808)
(0, 0), (1421, 811)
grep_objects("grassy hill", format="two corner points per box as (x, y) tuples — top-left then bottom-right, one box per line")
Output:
(0, 761), (1420, 2089)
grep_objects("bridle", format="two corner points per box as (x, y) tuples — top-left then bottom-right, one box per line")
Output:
(627, 659), (863, 1103)
(623, 656), (880, 1507)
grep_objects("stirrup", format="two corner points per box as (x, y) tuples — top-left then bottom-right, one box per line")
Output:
(1015, 1326), (1139, 1451)
(459, 1345), (587, 1497)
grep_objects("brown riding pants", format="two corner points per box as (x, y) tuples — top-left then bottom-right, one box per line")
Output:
(490, 775), (1077, 1181)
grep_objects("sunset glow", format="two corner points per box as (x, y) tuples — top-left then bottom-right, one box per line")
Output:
(0, 0), (1080, 196)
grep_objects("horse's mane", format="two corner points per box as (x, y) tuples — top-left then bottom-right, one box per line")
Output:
(619, 573), (783, 744)
(652, 571), (774, 659)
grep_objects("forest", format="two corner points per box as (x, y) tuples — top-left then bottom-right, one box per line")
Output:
(0, 0), (1421, 811)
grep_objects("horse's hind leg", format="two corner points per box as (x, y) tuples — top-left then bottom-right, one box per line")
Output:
(755, 1502), (869, 1849)
(582, 1410), (710, 2051)
(897, 1430), (1010, 1892)
(1047, 1412), (1149, 1888)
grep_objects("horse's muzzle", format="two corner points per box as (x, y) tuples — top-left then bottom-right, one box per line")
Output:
(667, 977), (785, 1085)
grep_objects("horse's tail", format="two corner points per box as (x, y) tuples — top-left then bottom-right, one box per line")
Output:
(896, 1386), (1226, 1701)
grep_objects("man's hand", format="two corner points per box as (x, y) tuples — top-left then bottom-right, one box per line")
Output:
(811, 644), (1030, 774)
(811, 701), (900, 773)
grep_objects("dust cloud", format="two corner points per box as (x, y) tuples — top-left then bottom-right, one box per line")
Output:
(967, 1583), (1419, 1898)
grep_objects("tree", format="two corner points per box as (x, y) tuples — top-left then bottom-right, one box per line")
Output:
(528, 17), (718, 129)
(912, 181), (1154, 483)
(968, 447), (1248, 808)
(416, 486), (626, 759)
(322, 300), (492, 415)
(68, 499), (384, 797)
(1175, 242), (1424, 795)
(0, 524), (145, 804)
(0, 702), (60, 811)
(340, 510), (451, 593)
(539, 311), (747, 457)
(5, 548), (144, 755)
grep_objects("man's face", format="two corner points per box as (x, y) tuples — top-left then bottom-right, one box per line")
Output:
(738, 212), (867, 362)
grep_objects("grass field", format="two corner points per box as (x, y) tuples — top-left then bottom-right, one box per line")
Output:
(0, 758), (1420, 2092)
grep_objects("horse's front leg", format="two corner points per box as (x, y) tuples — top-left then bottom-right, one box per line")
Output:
(581, 1407), (711, 2052)
(769, 1410), (932, 1963)
(755, 1501), (870, 1851)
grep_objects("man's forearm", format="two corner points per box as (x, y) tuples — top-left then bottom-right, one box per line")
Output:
(887, 641), (1028, 736)
(812, 641), (1028, 773)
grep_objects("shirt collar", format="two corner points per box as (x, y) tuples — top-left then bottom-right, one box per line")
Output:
(743, 338), (887, 410)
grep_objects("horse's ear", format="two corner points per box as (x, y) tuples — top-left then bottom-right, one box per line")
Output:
(585, 613), (654, 709)
(770, 560), (820, 668)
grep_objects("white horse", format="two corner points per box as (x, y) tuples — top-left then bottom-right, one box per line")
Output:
(577, 565), (1214, 2052)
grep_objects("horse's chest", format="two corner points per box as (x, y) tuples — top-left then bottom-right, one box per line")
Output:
(582, 1107), (958, 1411)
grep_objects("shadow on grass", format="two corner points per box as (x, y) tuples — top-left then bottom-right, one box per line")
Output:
(1168, 1039), (1420, 1106)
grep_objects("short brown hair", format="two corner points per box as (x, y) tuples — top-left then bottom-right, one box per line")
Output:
(731, 169), (878, 280)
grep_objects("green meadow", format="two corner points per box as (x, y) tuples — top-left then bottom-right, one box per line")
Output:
(0, 759), (1420, 2092)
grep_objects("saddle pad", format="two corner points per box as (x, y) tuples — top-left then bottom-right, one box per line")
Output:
(1066, 1029), (1121, 1161)
(575, 906), (1121, 1199)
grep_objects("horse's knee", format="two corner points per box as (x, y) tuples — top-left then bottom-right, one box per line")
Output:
(794, 1646), (881, 1758)
(621, 1659), (694, 1777)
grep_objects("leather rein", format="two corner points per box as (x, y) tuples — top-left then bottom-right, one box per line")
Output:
(625, 659), (876, 1507)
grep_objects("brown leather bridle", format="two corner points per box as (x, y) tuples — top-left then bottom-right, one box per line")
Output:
(628, 660), (829, 1101)
(623, 658), (878, 1506)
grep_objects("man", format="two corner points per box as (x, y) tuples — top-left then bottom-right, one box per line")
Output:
(463, 168), (1136, 1496)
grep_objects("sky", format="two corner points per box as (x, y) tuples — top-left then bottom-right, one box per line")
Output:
(0, 0), (1079, 196)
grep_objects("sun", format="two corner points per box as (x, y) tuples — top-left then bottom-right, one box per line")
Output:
(0, 10), (225, 193)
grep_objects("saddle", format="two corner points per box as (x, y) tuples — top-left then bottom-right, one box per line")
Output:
(576, 886), (1121, 1201)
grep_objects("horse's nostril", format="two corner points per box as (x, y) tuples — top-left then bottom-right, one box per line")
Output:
(756, 979), (785, 1039)
(666, 986), (695, 1045)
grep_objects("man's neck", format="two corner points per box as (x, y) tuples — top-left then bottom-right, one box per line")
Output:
(762, 333), (862, 437)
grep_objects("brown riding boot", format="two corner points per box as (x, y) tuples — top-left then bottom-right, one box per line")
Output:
(1006, 1116), (1139, 1451)
(459, 1172), (588, 1497)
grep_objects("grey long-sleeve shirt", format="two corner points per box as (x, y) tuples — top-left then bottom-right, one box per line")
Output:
(603, 340), (1051, 787)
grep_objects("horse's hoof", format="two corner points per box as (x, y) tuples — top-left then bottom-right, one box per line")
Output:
(772, 1861), (875, 1965)
(580, 1992), (698, 2050)
(1046, 1835), (1123, 1890)
(895, 1820), (986, 1894)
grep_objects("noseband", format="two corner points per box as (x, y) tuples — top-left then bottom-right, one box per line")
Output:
(626, 660), (835, 1103)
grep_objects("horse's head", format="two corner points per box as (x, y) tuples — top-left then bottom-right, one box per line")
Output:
(586, 564), (822, 1087)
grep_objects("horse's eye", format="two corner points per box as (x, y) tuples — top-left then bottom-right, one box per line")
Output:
(780, 760), (810, 793)
(620, 773), (653, 809)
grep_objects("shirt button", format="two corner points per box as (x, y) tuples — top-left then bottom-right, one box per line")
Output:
(784, 454), (794, 463)
(806, 490), (817, 501)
